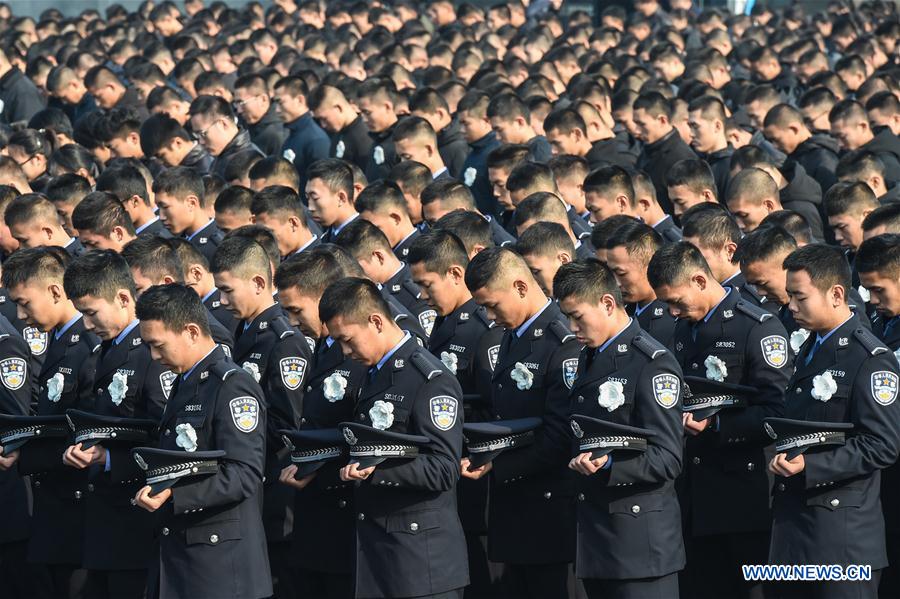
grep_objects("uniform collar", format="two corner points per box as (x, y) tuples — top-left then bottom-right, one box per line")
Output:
(201, 287), (218, 303)
(182, 345), (218, 380)
(814, 313), (854, 346)
(374, 332), (411, 372)
(114, 319), (140, 345)
(596, 318), (634, 354)
(393, 227), (418, 251)
(55, 312), (83, 340)
(331, 212), (359, 236)
(702, 287), (732, 324)
(135, 216), (160, 235)
(185, 218), (215, 241)
(517, 298), (552, 338)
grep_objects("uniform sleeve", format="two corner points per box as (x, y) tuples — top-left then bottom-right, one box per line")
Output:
(264, 335), (311, 437)
(0, 337), (32, 416)
(76, 345), (99, 412)
(607, 358), (684, 486)
(804, 353), (900, 488)
(491, 339), (582, 482)
(172, 373), (267, 513)
(368, 373), (463, 492)
(715, 319), (789, 446)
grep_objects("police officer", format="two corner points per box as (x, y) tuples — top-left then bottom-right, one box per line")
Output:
(320, 277), (469, 599)
(210, 235), (312, 599)
(854, 234), (900, 597)
(2, 247), (100, 599)
(133, 283), (272, 599)
(605, 220), (677, 347)
(408, 230), (505, 597)
(768, 244), (900, 598)
(0, 309), (35, 599)
(59, 251), (171, 599)
(555, 259), (685, 599)
(276, 251), (364, 599)
(648, 241), (791, 599)
(463, 247), (581, 599)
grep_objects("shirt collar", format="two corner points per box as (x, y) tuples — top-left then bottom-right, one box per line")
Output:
(432, 166), (448, 179)
(721, 271), (742, 287)
(393, 228), (418, 250)
(517, 298), (552, 338)
(325, 336), (335, 347)
(652, 214), (671, 228)
(201, 287), (217, 302)
(332, 212), (359, 236)
(634, 300), (654, 316)
(815, 314), (855, 345)
(182, 345), (218, 381)
(294, 234), (318, 254)
(135, 216), (159, 235)
(374, 332), (411, 371)
(114, 319), (140, 345)
(64, 237), (78, 248)
(702, 287), (732, 324)
(55, 313), (83, 340)
(596, 318), (633, 354)
(185, 218), (214, 241)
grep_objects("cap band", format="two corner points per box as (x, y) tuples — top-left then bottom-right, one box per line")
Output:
(290, 446), (343, 464)
(1, 424), (67, 445)
(467, 431), (534, 454)
(348, 444), (419, 459)
(775, 431), (847, 454)
(74, 426), (151, 445)
(145, 459), (220, 485)
(579, 434), (648, 453)
(683, 393), (743, 412)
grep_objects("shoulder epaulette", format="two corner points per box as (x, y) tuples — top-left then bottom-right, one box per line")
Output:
(475, 306), (493, 328)
(854, 327), (889, 356)
(0, 332), (9, 341)
(411, 350), (442, 380)
(270, 316), (295, 340)
(736, 300), (771, 323)
(633, 334), (667, 360)
(210, 361), (238, 381)
(549, 319), (576, 343)
(402, 280), (421, 298)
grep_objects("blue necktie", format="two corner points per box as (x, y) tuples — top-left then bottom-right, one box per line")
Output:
(804, 338), (822, 366)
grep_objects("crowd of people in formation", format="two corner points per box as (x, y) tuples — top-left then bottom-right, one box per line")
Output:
(2, 0), (900, 598)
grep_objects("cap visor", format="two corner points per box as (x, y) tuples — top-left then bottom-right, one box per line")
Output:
(467, 449), (502, 470)
(1, 439), (28, 453)
(79, 438), (102, 450)
(352, 456), (387, 469)
(295, 460), (329, 479)
(589, 447), (615, 461)
(149, 478), (179, 496)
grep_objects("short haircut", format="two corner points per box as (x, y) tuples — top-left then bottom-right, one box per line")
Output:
(63, 249), (136, 301)
(665, 158), (717, 198)
(736, 225), (798, 268)
(647, 241), (714, 288)
(486, 143), (530, 171)
(590, 214), (637, 250)
(250, 185), (303, 218)
(687, 95), (727, 123)
(45, 173), (91, 205)
(135, 283), (212, 336)
(248, 156), (301, 191)
(605, 220), (662, 265)
(420, 179), (475, 210)
(225, 225), (280, 268)
(516, 221), (575, 258)
(334, 218), (392, 259)
(632, 91), (672, 119)
(513, 192), (568, 228)
(583, 165), (635, 207)
(216, 185), (254, 214)
(836, 150), (887, 182)
(71, 191), (136, 236)
(189, 94), (236, 121)
(464, 246), (531, 293)
(307, 158), (355, 201)
(759, 211), (814, 245)
(726, 167), (779, 205)
(863, 203), (900, 234)
(824, 181), (879, 218)
(4, 194), (58, 228)
(548, 154), (589, 183)
(210, 235), (272, 284)
(553, 258), (623, 306)
(828, 99), (867, 125)
(121, 236), (184, 282)
(1, 246), (70, 289)
(169, 237), (210, 274)
(152, 167), (206, 205)
(407, 229), (469, 274)
(856, 234), (900, 278)
(763, 103), (805, 129)
(433, 210), (494, 254)
(782, 244), (852, 294)
(543, 108), (587, 135)
(318, 277), (392, 325)
(354, 181), (407, 215)
(506, 161), (559, 196)
(682, 204), (741, 249)
(486, 93), (529, 121)
(392, 115), (437, 145)
(275, 247), (350, 297)
(96, 163), (150, 206)
(388, 161), (433, 197)
(140, 113), (191, 157)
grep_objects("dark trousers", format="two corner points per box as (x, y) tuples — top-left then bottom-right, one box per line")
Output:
(269, 541), (298, 599)
(880, 534), (900, 598)
(682, 531), (769, 599)
(499, 562), (570, 599)
(407, 588), (465, 599)
(0, 540), (36, 599)
(463, 533), (501, 599)
(583, 572), (680, 599)
(293, 568), (353, 599)
(772, 570), (881, 599)
(31, 563), (88, 599)
(85, 569), (148, 599)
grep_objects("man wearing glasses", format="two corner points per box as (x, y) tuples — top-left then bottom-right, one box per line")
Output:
(233, 73), (287, 156)
(188, 95), (263, 180)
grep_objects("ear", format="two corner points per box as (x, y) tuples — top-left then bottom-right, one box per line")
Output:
(831, 283), (847, 306)
(117, 289), (132, 308)
(288, 215), (303, 230)
(691, 272), (707, 290)
(49, 282), (64, 302)
(162, 275), (176, 285)
(186, 194), (201, 209)
(637, 197), (652, 213)
(368, 312), (385, 332)
(447, 264), (465, 282)
(558, 251), (572, 265)
(615, 194), (629, 212)
(185, 322), (203, 343)
(389, 211), (403, 226)
(724, 241), (738, 261)
(187, 264), (204, 284)
(601, 292), (617, 314)
(870, 175), (883, 190)
(41, 226), (55, 241)
(513, 278), (528, 297)
(252, 274), (268, 292)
